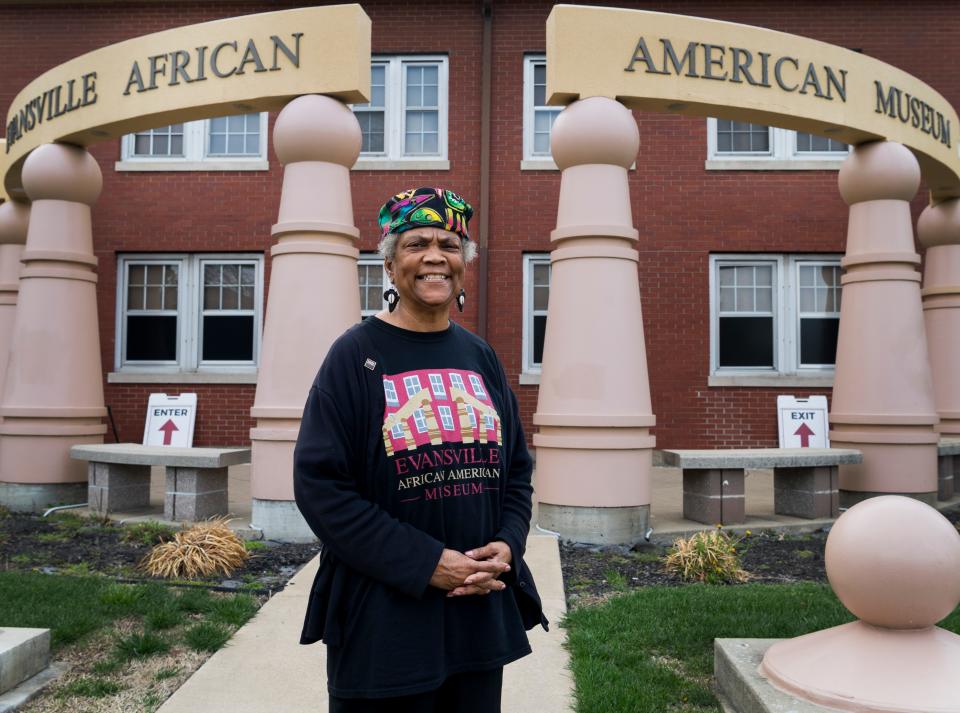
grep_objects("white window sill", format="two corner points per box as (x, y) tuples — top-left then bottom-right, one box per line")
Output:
(708, 373), (834, 388)
(108, 371), (258, 384)
(518, 372), (541, 385)
(353, 159), (450, 171)
(115, 160), (269, 172)
(705, 158), (846, 171)
(521, 159), (559, 171)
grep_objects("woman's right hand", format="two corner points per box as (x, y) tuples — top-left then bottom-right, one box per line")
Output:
(430, 548), (510, 594)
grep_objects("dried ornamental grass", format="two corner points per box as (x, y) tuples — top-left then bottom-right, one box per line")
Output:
(663, 529), (749, 584)
(140, 519), (249, 579)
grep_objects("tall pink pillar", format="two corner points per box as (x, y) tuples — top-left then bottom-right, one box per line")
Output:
(533, 97), (655, 544)
(0, 144), (107, 512)
(830, 141), (939, 506)
(0, 200), (28, 391)
(917, 199), (960, 437)
(249, 95), (361, 541)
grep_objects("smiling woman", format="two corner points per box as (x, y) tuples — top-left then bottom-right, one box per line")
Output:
(293, 186), (547, 712)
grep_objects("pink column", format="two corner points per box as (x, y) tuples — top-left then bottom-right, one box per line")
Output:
(0, 200), (28, 391)
(917, 199), (960, 437)
(249, 95), (361, 541)
(0, 144), (107, 512)
(830, 141), (939, 506)
(533, 97), (655, 544)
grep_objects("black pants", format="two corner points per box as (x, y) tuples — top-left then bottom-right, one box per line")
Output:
(329, 667), (503, 713)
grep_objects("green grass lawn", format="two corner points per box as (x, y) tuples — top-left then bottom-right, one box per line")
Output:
(564, 583), (960, 713)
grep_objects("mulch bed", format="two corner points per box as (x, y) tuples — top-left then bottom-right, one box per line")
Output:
(2, 505), (958, 605)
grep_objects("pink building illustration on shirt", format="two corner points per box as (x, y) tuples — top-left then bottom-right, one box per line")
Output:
(381, 368), (503, 456)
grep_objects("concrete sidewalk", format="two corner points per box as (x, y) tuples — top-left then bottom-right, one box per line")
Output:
(157, 534), (572, 713)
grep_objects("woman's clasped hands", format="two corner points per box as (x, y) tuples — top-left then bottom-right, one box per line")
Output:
(430, 541), (513, 597)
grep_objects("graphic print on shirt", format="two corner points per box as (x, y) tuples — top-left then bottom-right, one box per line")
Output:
(381, 368), (502, 503)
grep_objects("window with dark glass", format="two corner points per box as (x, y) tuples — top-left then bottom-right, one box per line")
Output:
(200, 262), (256, 362)
(716, 120), (771, 153)
(798, 264), (841, 366)
(124, 263), (179, 361)
(717, 264), (775, 368)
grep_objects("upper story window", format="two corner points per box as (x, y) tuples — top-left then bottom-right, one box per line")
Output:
(116, 253), (263, 374)
(521, 254), (552, 378)
(706, 118), (848, 170)
(522, 56), (562, 168)
(710, 254), (842, 379)
(351, 56), (449, 169)
(118, 113), (268, 171)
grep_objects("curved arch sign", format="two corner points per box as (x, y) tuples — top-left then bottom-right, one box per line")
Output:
(1, 4), (369, 200)
(546, 5), (960, 204)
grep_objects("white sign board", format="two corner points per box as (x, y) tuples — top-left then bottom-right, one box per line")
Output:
(777, 395), (830, 449)
(143, 393), (197, 447)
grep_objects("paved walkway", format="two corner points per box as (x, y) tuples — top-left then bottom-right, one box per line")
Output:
(157, 533), (571, 713)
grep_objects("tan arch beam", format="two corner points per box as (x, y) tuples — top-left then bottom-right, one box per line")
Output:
(546, 5), (960, 204)
(3, 4), (370, 198)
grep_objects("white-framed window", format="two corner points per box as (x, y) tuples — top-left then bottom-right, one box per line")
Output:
(391, 422), (405, 438)
(522, 254), (551, 376)
(117, 113), (268, 171)
(351, 56), (449, 169)
(358, 255), (387, 319)
(437, 405), (455, 430)
(465, 404), (477, 428)
(403, 375), (423, 397)
(468, 374), (486, 399)
(413, 409), (428, 433)
(706, 118), (849, 170)
(116, 253), (263, 373)
(383, 379), (399, 406)
(429, 373), (446, 398)
(449, 373), (465, 391)
(522, 55), (562, 167)
(709, 254), (842, 378)
(484, 414), (495, 431)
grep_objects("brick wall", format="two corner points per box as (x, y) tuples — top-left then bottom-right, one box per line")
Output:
(1, 0), (955, 448)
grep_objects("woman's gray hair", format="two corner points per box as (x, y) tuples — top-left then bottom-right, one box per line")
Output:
(378, 232), (478, 264)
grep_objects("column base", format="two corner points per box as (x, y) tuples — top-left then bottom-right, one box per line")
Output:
(537, 503), (649, 545)
(0, 482), (87, 513)
(251, 498), (316, 543)
(839, 489), (937, 509)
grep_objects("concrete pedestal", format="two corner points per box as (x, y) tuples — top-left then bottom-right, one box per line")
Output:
(249, 95), (362, 543)
(830, 142), (938, 503)
(88, 462), (151, 513)
(533, 97), (654, 545)
(0, 144), (107, 511)
(165, 466), (228, 521)
(0, 628), (49, 696)
(682, 469), (745, 525)
(774, 467), (839, 519)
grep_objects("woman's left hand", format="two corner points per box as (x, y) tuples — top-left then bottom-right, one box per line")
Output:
(447, 541), (513, 597)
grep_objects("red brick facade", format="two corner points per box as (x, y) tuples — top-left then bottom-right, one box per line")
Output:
(1, 1), (954, 448)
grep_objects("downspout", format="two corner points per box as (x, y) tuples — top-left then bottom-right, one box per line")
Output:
(477, 0), (493, 339)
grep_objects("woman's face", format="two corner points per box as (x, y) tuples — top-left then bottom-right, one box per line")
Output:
(386, 226), (466, 315)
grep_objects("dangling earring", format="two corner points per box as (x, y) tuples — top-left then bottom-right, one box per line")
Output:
(456, 288), (466, 313)
(384, 285), (399, 313)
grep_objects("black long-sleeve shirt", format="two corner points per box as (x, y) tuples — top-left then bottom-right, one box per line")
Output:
(293, 316), (547, 699)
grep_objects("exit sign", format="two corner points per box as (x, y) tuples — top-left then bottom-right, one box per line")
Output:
(777, 395), (829, 449)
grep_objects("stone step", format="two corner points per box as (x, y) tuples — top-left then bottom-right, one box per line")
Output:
(0, 628), (50, 695)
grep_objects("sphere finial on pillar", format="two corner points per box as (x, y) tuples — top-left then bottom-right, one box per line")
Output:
(761, 497), (960, 711)
(272, 94), (362, 168)
(550, 96), (639, 170)
(837, 140), (920, 205)
(917, 197), (960, 249)
(0, 200), (30, 244)
(21, 143), (102, 205)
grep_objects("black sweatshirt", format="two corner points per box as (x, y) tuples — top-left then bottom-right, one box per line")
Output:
(293, 316), (548, 699)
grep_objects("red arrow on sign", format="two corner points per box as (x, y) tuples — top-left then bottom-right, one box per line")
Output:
(159, 419), (179, 446)
(794, 422), (814, 448)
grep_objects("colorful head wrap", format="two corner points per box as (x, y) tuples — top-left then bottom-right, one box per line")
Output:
(377, 187), (473, 242)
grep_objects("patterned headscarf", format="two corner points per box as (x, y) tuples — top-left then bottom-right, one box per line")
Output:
(377, 187), (473, 242)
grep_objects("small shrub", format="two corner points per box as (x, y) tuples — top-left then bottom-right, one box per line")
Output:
(114, 630), (169, 661)
(176, 587), (214, 614)
(663, 529), (749, 584)
(91, 658), (123, 675)
(122, 522), (177, 547)
(61, 562), (93, 576)
(604, 569), (628, 591)
(243, 540), (268, 551)
(37, 532), (69, 543)
(185, 621), (233, 653)
(57, 676), (124, 698)
(795, 549), (815, 560)
(210, 594), (258, 627)
(140, 518), (249, 578)
(10, 554), (31, 565)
